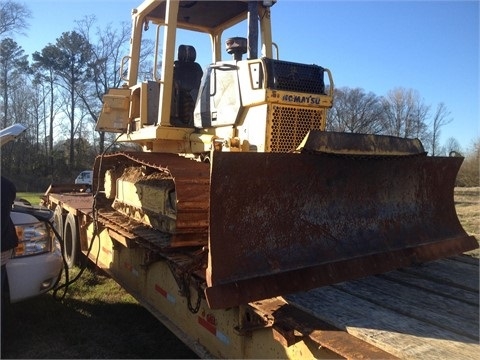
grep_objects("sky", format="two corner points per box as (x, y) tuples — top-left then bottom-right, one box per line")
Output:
(11, 0), (480, 151)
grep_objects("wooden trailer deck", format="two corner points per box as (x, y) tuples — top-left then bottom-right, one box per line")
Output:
(284, 254), (479, 359)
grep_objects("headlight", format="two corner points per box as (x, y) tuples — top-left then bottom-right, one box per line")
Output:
(14, 221), (53, 257)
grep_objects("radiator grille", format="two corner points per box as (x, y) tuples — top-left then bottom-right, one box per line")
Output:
(264, 58), (325, 94)
(268, 105), (325, 152)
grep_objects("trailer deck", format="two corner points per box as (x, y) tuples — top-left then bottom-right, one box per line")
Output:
(284, 254), (479, 359)
(45, 190), (479, 359)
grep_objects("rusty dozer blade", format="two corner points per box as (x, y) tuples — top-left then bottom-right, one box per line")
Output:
(205, 132), (478, 309)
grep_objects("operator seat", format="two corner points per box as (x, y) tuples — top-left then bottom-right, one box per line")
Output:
(171, 45), (203, 127)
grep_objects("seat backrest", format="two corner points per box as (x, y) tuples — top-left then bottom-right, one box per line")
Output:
(171, 45), (203, 126)
(174, 45), (203, 91)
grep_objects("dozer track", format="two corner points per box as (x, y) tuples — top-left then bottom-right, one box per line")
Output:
(93, 152), (210, 248)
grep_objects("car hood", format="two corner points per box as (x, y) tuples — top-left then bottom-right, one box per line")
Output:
(0, 124), (27, 147)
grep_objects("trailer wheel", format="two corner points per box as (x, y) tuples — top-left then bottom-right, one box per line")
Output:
(53, 206), (64, 241)
(63, 213), (80, 269)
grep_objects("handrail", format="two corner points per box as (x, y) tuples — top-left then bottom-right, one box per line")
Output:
(120, 56), (131, 82)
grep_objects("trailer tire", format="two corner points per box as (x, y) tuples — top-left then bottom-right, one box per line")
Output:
(63, 213), (80, 269)
(53, 206), (64, 240)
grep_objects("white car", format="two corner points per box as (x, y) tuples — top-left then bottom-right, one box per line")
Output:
(74, 170), (93, 186)
(6, 202), (63, 302)
(1, 124), (63, 303)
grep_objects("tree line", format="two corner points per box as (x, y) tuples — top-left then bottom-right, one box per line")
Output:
(327, 87), (454, 155)
(327, 87), (479, 186)
(1, 1), (478, 191)
(1, 1), (134, 190)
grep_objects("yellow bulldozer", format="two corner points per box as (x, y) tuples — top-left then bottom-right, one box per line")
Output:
(93, 0), (477, 309)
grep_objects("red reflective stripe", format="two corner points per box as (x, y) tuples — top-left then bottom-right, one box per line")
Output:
(198, 316), (216, 335)
(155, 284), (167, 297)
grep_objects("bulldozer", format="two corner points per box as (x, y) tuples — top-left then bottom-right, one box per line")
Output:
(94, 0), (477, 309)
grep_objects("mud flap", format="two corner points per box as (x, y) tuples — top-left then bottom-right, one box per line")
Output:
(205, 144), (478, 309)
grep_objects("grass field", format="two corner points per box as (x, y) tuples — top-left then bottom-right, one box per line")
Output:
(454, 187), (479, 257)
(1, 267), (197, 359)
(2, 188), (478, 358)
(15, 192), (44, 205)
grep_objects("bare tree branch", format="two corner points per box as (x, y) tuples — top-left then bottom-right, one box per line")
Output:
(0, 0), (31, 37)
(431, 102), (452, 156)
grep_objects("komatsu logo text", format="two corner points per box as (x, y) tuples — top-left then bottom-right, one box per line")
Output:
(282, 94), (321, 105)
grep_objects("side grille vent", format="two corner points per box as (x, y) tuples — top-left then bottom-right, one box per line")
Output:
(268, 105), (325, 152)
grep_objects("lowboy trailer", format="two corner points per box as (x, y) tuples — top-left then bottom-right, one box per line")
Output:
(44, 187), (479, 359)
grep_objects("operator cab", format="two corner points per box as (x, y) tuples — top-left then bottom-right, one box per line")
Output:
(97, 1), (276, 133)
(96, 0), (333, 154)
